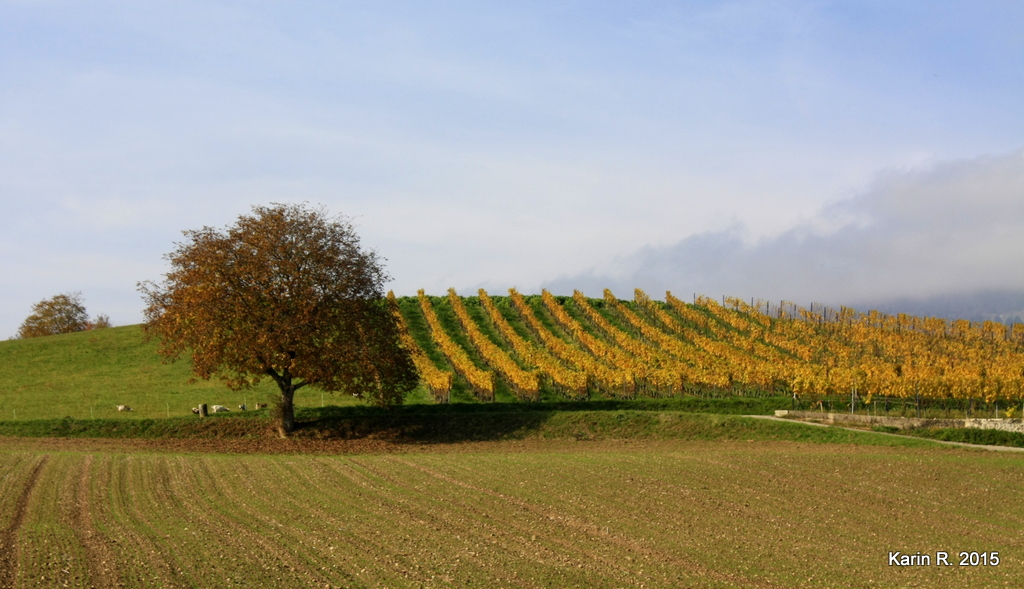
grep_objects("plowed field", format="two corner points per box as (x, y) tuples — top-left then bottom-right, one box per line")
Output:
(0, 438), (1020, 588)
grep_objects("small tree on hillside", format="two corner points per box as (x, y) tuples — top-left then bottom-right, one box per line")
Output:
(88, 314), (112, 330)
(17, 292), (108, 338)
(138, 203), (417, 433)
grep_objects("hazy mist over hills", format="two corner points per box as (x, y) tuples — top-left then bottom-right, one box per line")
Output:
(861, 290), (1024, 324)
(545, 150), (1024, 322)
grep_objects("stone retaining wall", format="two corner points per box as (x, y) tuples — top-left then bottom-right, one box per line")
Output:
(965, 418), (1024, 434)
(773, 410), (1024, 433)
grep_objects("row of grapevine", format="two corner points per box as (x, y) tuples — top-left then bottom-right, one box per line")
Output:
(569, 290), (685, 395)
(609, 290), (733, 390)
(447, 289), (540, 401)
(540, 290), (638, 396)
(416, 290), (494, 401)
(393, 288), (1024, 405)
(387, 291), (453, 402)
(478, 290), (588, 398)
(508, 289), (632, 395)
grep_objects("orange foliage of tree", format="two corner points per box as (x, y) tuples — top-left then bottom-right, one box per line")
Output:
(139, 203), (417, 432)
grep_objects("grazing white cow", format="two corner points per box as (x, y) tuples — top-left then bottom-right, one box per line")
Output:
(211, 405), (230, 413)
(191, 407), (200, 415)
(117, 405), (133, 412)
(255, 403), (268, 410)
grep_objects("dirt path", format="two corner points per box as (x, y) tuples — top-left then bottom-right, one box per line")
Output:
(0, 455), (49, 589)
(746, 414), (1024, 452)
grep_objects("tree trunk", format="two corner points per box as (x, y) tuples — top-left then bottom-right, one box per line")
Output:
(279, 387), (296, 433)
(266, 366), (300, 434)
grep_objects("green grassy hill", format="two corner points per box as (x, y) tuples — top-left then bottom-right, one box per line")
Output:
(7, 320), (1024, 450)
(0, 313), (792, 422)
(0, 324), (383, 420)
(0, 320), (785, 423)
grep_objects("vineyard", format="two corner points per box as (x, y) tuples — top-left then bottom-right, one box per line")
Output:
(392, 289), (1024, 413)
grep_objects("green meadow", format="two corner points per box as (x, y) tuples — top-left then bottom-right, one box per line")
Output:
(0, 325), (386, 422)
(0, 322), (788, 423)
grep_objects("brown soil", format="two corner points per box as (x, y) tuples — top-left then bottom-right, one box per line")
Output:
(0, 434), (747, 457)
(70, 455), (118, 589)
(0, 455), (48, 589)
(0, 438), (1019, 588)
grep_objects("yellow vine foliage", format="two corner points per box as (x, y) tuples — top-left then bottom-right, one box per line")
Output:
(399, 289), (1024, 405)
(479, 289), (588, 398)
(540, 290), (639, 396)
(721, 296), (1024, 403)
(658, 292), (760, 389)
(387, 291), (453, 402)
(509, 289), (632, 395)
(448, 288), (540, 401)
(417, 290), (494, 400)
(691, 294), (807, 390)
(569, 290), (685, 394)
(608, 289), (732, 390)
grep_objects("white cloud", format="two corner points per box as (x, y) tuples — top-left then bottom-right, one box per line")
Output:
(545, 149), (1024, 307)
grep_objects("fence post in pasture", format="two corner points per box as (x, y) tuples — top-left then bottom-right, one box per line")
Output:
(851, 386), (855, 414)
(166, 402), (170, 418)
(199, 403), (208, 417)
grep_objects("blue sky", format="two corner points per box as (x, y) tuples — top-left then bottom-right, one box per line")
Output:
(2, 1), (1023, 336)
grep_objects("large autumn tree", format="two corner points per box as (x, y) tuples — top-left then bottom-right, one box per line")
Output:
(139, 203), (417, 432)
